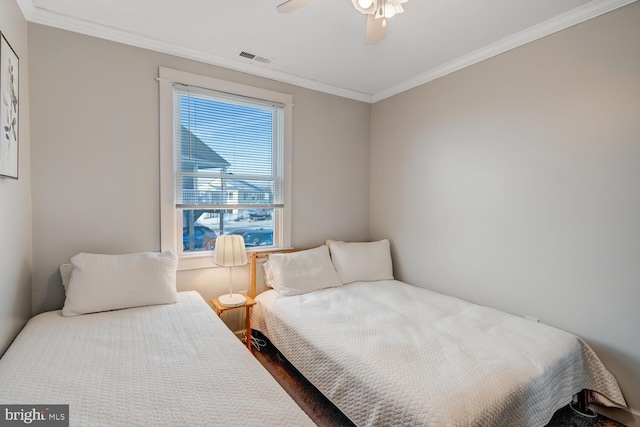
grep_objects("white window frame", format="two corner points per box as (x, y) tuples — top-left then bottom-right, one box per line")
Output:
(159, 67), (292, 271)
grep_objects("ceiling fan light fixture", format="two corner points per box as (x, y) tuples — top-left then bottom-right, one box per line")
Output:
(384, 5), (396, 18)
(375, 3), (384, 19)
(281, 0), (408, 44)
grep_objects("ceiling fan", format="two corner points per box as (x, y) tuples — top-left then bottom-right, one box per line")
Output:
(276, 0), (408, 45)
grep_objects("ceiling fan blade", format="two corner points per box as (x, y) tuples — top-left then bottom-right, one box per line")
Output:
(365, 15), (386, 45)
(277, 0), (314, 13)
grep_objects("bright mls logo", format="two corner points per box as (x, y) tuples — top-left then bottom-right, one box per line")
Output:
(0, 405), (68, 426)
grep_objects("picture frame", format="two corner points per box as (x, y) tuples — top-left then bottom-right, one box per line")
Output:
(0, 31), (19, 179)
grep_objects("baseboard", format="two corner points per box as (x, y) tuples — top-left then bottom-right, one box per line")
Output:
(595, 405), (640, 426)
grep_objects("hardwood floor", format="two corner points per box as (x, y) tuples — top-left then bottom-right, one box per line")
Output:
(251, 339), (625, 427)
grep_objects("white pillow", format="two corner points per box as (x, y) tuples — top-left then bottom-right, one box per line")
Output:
(268, 246), (342, 296)
(263, 260), (275, 288)
(59, 263), (73, 291)
(325, 239), (343, 251)
(62, 251), (178, 317)
(328, 239), (394, 284)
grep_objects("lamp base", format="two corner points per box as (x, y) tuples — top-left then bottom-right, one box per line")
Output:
(218, 293), (247, 307)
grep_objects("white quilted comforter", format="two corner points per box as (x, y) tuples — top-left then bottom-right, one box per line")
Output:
(0, 291), (314, 427)
(252, 280), (626, 427)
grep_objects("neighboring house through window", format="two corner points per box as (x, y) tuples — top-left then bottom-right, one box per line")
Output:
(159, 68), (292, 270)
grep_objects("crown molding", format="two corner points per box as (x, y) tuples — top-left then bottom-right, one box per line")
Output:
(17, 0), (637, 104)
(371, 0), (638, 102)
(15, 0), (35, 20)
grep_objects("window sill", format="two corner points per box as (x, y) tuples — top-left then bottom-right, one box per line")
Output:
(177, 253), (218, 271)
(177, 246), (293, 271)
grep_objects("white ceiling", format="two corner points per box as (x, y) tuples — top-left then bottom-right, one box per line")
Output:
(17, 0), (636, 102)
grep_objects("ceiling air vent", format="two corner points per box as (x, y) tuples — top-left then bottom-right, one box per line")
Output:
(239, 51), (256, 60)
(238, 51), (272, 64)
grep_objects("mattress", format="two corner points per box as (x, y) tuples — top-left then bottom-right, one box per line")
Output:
(0, 291), (314, 427)
(252, 280), (626, 427)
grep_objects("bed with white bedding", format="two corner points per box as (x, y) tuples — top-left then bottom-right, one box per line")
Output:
(0, 252), (314, 427)
(249, 243), (627, 427)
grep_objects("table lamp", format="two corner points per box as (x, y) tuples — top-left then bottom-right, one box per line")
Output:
(214, 234), (248, 307)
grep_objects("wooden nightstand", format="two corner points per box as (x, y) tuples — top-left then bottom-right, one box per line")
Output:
(210, 295), (257, 351)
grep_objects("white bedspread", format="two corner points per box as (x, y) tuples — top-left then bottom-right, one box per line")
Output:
(0, 291), (314, 427)
(252, 280), (626, 427)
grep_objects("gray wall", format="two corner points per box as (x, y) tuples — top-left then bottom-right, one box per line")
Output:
(0, 0), (32, 355)
(370, 2), (640, 416)
(28, 24), (370, 314)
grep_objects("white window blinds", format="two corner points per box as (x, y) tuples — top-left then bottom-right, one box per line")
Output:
(173, 84), (285, 210)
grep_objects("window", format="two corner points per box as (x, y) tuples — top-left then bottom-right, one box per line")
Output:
(159, 68), (292, 270)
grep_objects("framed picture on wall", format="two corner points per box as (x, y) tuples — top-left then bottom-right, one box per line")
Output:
(0, 31), (19, 179)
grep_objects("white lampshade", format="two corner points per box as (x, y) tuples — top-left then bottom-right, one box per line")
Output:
(214, 235), (248, 307)
(213, 235), (248, 267)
